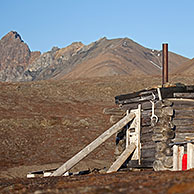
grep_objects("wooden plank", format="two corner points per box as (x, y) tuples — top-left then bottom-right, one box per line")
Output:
(141, 148), (156, 158)
(141, 132), (153, 142)
(110, 115), (124, 124)
(141, 126), (153, 134)
(173, 118), (194, 126)
(173, 145), (178, 171)
(174, 109), (194, 117)
(115, 89), (157, 103)
(107, 143), (136, 173)
(187, 143), (194, 169)
(121, 101), (152, 111)
(103, 107), (125, 116)
(141, 142), (156, 149)
(174, 93), (194, 98)
(168, 98), (194, 104)
(51, 112), (135, 176)
(175, 125), (194, 132)
(118, 95), (156, 105)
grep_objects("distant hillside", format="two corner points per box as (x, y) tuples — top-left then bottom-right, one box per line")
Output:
(174, 58), (194, 75)
(62, 38), (188, 79)
(0, 31), (189, 82)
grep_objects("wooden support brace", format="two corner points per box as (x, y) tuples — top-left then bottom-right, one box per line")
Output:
(51, 112), (135, 176)
(107, 143), (136, 173)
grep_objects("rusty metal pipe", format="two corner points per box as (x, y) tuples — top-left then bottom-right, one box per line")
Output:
(162, 43), (168, 85)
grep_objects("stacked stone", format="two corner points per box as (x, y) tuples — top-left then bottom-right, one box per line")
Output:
(152, 100), (175, 171)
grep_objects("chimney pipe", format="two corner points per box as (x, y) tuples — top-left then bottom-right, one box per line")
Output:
(162, 43), (168, 85)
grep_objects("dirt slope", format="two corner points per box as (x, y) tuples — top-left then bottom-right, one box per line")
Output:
(174, 58), (194, 75)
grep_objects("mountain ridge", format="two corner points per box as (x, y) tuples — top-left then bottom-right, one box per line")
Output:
(0, 31), (189, 82)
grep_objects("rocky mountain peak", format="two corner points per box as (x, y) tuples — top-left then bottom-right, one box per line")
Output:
(0, 31), (39, 81)
(1, 31), (23, 43)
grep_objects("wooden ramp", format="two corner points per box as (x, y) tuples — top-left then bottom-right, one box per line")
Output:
(51, 112), (136, 176)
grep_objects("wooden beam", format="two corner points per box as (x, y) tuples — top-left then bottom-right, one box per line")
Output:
(107, 143), (136, 173)
(173, 145), (184, 171)
(51, 112), (135, 176)
(187, 143), (194, 169)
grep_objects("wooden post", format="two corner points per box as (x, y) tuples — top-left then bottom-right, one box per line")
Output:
(129, 104), (141, 164)
(51, 112), (135, 176)
(107, 143), (136, 173)
(187, 143), (194, 169)
(173, 145), (184, 171)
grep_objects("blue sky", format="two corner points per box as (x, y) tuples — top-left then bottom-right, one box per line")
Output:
(1, 0), (194, 58)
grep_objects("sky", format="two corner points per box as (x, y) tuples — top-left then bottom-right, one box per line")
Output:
(1, 0), (194, 58)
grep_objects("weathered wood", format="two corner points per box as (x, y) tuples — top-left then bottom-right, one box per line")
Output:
(115, 89), (157, 104)
(141, 132), (153, 143)
(187, 143), (194, 169)
(141, 126), (153, 134)
(141, 109), (152, 116)
(162, 107), (174, 116)
(155, 100), (173, 108)
(174, 109), (194, 117)
(152, 133), (169, 142)
(156, 142), (167, 152)
(163, 156), (173, 168)
(129, 105), (141, 163)
(174, 93), (194, 98)
(141, 143), (156, 149)
(153, 127), (173, 134)
(153, 160), (168, 171)
(127, 159), (154, 168)
(110, 115), (124, 124)
(155, 152), (166, 160)
(121, 101), (152, 111)
(162, 130), (175, 139)
(164, 147), (173, 156)
(141, 118), (151, 127)
(51, 113), (135, 176)
(103, 107), (125, 116)
(118, 94), (158, 105)
(175, 126), (194, 133)
(141, 148), (156, 158)
(169, 99), (194, 109)
(173, 118), (194, 126)
(175, 132), (194, 137)
(173, 133), (194, 142)
(107, 143), (136, 173)
(173, 145), (184, 171)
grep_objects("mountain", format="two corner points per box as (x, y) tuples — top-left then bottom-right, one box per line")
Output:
(61, 38), (188, 79)
(0, 31), (40, 81)
(0, 31), (189, 82)
(174, 58), (194, 75)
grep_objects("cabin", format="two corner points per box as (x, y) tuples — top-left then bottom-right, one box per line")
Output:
(106, 83), (194, 171)
(27, 43), (194, 177)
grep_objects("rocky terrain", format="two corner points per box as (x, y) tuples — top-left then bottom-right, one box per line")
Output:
(0, 74), (194, 193)
(0, 31), (189, 82)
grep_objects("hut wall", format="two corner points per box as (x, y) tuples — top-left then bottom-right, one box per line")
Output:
(106, 85), (194, 170)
